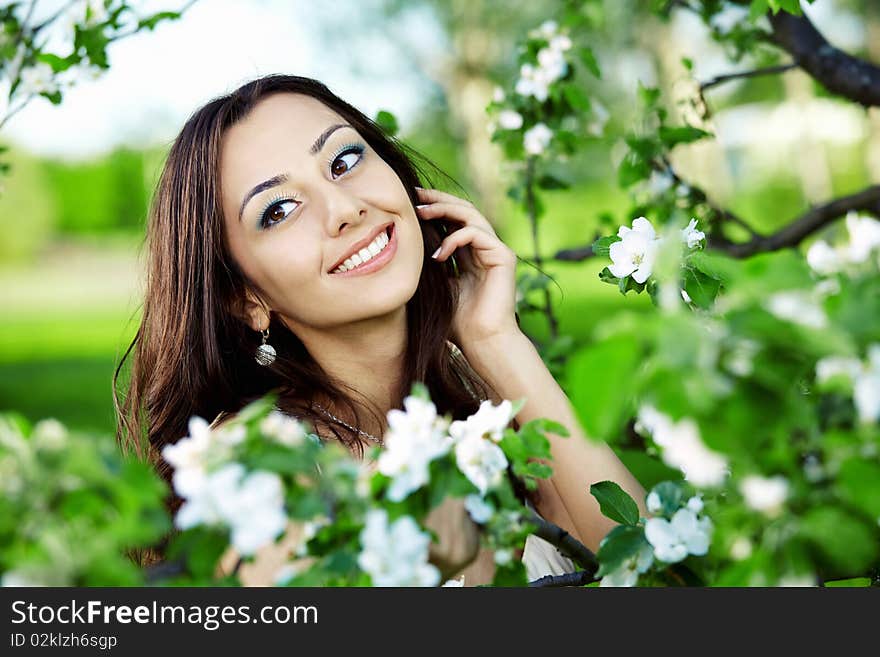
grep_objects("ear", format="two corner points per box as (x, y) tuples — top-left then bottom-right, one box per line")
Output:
(236, 287), (271, 333)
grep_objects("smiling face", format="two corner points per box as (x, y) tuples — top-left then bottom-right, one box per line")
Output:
(219, 92), (425, 334)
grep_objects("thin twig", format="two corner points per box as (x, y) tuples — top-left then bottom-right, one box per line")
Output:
(699, 63), (798, 93)
(524, 157), (559, 339)
(529, 570), (594, 587)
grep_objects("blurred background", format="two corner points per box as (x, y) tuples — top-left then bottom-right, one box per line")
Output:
(0, 0), (876, 437)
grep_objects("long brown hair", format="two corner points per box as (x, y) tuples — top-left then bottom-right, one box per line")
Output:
(113, 74), (508, 563)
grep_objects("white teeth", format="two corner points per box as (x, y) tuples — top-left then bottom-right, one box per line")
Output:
(331, 226), (392, 274)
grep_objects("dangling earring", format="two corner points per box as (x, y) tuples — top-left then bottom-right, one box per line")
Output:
(255, 328), (276, 366)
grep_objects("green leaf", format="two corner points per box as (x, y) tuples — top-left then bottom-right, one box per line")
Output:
(618, 153), (651, 187)
(658, 125), (711, 148)
(598, 266), (619, 285)
(138, 11), (181, 31)
(536, 173), (571, 190)
(578, 47), (601, 78)
(647, 481), (687, 517)
(637, 83), (660, 108)
(590, 481), (641, 525)
(592, 235), (620, 257)
(835, 458), (880, 520)
(799, 507), (879, 574)
(617, 450), (683, 490)
(409, 381), (430, 401)
(596, 525), (648, 577)
(567, 333), (643, 441)
(683, 267), (722, 309)
(375, 110), (399, 136)
(562, 84), (591, 112)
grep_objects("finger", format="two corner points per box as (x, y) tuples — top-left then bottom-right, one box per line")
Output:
(416, 201), (496, 234)
(415, 187), (473, 208)
(432, 225), (516, 267)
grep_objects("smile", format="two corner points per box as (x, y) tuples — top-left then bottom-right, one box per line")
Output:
(329, 223), (397, 276)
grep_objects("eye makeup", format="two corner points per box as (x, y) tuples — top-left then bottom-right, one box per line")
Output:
(256, 140), (367, 231)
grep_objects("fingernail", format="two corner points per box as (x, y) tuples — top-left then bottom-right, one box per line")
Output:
(431, 247), (441, 259)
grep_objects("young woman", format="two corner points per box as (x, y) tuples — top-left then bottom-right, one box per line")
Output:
(114, 74), (647, 586)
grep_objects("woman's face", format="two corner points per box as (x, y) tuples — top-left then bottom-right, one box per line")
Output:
(219, 93), (424, 333)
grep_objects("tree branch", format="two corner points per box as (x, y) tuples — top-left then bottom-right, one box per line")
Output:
(552, 185), (880, 262)
(523, 507), (599, 576)
(768, 10), (880, 108)
(713, 185), (880, 258)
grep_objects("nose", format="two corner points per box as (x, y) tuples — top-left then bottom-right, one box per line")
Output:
(322, 182), (368, 237)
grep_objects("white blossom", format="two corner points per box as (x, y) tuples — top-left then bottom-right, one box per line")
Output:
(497, 109), (524, 130)
(162, 416), (215, 497)
(599, 542), (653, 587)
(260, 410), (307, 448)
(739, 475), (789, 516)
(536, 20), (558, 38)
(815, 356), (862, 385)
(549, 34), (572, 52)
(646, 490), (662, 514)
(32, 418), (67, 451)
(464, 494), (494, 524)
(686, 495), (704, 514)
(454, 434), (508, 496)
(806, 240), (844, 276)
(536, 46), (568, 82)
(681, 218), (706, 249)
(174, 462), (287, 556)
(729, 537), (753, 561)
(608, 216), (660, 284)
(217, 470), (287, 556)
(494, 548), (513, 566)
(19, 62), (60, 97)
(854, 344), (880, 424)
(378, 395), (452, 502)
(492, 86), (505, 103)
(843, 211), (880, 263)
(449, 399), (514, 445)
(636, 406), (728, 488)
(515, 63), (549, 102)
(764, 291), (828, 329)
(523, 122), (553, 155)
(645, 508), (712, 563)
(358, 509), (440, 587)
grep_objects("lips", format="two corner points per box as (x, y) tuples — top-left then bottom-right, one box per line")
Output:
(327, 221), (394, 274)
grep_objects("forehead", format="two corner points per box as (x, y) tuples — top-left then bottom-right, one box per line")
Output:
(220, 93), (345, 182)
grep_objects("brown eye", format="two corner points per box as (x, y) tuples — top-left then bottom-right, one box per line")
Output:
(259, 198), (299, 230)
(330, 150), (362, 178)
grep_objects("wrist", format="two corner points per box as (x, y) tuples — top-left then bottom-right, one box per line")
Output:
(458, 330), (538, 398)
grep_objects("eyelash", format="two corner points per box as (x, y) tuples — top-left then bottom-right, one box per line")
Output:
(257, 142), (367, 230)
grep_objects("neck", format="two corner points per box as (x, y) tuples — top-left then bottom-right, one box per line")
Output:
(283, 305), (408, 437)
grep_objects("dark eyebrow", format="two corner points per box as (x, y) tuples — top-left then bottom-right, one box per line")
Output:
(237, 123), (351, 222)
